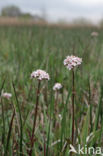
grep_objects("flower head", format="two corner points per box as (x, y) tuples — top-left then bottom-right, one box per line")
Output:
(64, 55), (82, 70)
(1, 92), (12, 99)
(91, 32), (98, 37)
(53, 83), (62, 91)
(31, 69), (50, 81)
(58, 114), (62, 120)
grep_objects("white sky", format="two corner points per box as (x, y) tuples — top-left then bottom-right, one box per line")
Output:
(0, 0), (103, 23)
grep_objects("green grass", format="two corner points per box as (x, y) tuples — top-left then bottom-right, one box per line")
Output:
(0, 25), (103, 155)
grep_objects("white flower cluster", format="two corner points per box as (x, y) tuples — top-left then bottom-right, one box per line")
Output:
(1, 92), (12, 99)
(64, 55), (82, 70)
(31, 69), (50, 81)
(53, 83), (62, 91)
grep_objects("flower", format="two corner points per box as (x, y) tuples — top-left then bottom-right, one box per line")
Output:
(1, 92), (12, 99)
(64, 55), (82, 70)
(31, 69), (50, 80)
(53, 83), (62, 91)
(91, 32), (98, 37)
(58, 114), (62, 120)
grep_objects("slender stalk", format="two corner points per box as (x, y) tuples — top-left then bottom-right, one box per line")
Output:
(29, 80), (41, 156)
(88, 78), (92, 132)
(72, 69), (75, 145)
(44, 137), (46, 156)
(55, 90), (59, 113)
(1, 99), (5, 146)
(4, 109), (15, 156)
(54, 90), (59, 128)
(12, 82), (23, 156)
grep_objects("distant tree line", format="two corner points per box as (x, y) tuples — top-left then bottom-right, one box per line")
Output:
(1, 6), (22, 17)
(1, 5), (46, 22)
(1, 5), (103, 26)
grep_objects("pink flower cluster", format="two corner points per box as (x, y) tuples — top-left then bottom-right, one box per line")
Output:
(53, 83), (62, 91)
(30, 55), (82, 81)
(2, 92), (12, 99)
(91, 32), (98, 37)
(64, 55), (82, 70)
(31, 69), (50, 81)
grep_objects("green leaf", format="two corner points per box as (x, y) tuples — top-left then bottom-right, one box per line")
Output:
(81, 106), (90, 145)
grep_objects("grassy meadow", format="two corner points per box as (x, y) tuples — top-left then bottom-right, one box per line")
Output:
(0, 25), (103, 155)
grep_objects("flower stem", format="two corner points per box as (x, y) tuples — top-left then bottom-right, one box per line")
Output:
(54, 90), (59, 128)
(55, 90), (59, 112)
(1, 99), (5, 146)
(29, 80), (41, 156)
(72, 69), (75, 145)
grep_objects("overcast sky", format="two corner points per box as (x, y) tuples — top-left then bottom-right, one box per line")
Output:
(0, 0), (103, 23)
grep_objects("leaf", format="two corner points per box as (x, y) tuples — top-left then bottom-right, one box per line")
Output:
(81, 106), (90, 145)
(12, 82), (23, 156)
(89, 130), (101, 146)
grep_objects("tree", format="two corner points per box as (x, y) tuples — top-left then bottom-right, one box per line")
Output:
(1, 6), (21, 17)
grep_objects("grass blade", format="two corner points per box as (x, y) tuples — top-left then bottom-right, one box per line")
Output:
(4, 110), (15, 155)
(12, 82), (23, 156)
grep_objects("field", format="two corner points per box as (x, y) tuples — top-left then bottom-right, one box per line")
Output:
(0, 25), (103, 155)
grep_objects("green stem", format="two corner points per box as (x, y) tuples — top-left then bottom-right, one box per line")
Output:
(29, 80), (41, 156)
(72, 69), (75, 145)
(1, 99), (5, 147)
(12, 82), (23, 156)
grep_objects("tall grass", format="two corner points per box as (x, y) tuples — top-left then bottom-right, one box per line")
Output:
(0, 25), (103, 155)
